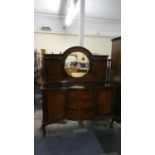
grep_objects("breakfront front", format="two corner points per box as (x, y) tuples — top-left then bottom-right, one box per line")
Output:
(41, 46), (115, 136)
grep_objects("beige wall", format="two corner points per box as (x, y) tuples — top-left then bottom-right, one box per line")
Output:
(34, 32), (112, 58)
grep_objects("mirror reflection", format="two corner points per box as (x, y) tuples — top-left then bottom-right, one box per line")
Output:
(65, 51), (90, 77)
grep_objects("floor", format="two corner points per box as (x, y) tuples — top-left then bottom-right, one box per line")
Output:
(34, 85), (121, 155)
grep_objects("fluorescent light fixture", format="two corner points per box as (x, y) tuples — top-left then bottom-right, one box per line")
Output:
(65, 0), (79, 26)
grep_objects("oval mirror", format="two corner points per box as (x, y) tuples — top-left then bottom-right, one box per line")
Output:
(64, 51), (90, 77)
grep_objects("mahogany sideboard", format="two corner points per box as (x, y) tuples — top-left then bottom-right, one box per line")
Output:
(41, 46), (115, 136)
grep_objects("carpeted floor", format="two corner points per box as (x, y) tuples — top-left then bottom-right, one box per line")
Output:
(35, 130), (103, 155)
(34, 109), (121, 155)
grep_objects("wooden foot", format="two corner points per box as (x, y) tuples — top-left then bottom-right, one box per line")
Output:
(78, 120), (84, 127)
(42, 124), (46, 138)
(110, 119), (114, 128)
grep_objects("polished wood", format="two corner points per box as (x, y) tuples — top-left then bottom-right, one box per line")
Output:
(67, 89), (95, 120)
(92, 56), (108, 79)
(41, 46), (115, 136)
(111, 37), (121, 121)
(111, 37), (121, 76)
(42, 54), (63, 81)
(96, 88), (112, 115)
(43, 91), (65, 121)
(68, 109), (95, 120)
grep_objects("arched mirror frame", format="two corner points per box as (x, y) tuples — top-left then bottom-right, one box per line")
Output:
(62, 46), (93, 79)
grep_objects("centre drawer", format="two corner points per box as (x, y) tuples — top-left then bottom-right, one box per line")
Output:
(68, 90), (93, 99)
(68, 108), (95, 120)
(68, 99), (94, 109)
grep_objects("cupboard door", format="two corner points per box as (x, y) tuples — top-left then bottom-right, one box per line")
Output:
(45, 60), (62, 80)
(92, 56), (108, 79)
(44, 91), (65, 121)
(111, 37), (121, 76)
(96, 89), (112, 115)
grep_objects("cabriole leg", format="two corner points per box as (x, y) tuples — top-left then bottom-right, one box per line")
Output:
(110, 118), (114, 128)
(42, 124), (46, 138)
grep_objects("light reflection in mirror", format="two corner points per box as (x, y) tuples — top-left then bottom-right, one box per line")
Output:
(64, 51), (89, 77)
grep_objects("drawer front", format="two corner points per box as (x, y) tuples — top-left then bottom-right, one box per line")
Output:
(68, 108), (95, 120)
(68, 90), (93, 99)
(68, 99), (94, 109)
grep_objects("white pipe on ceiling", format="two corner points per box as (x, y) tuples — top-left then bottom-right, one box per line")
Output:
(79, 0), (85, 46)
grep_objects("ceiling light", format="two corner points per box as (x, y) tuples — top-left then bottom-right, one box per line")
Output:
(65, 0), (79, 26)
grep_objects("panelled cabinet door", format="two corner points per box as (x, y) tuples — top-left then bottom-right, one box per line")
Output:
(46, 61), (62, 80)
(111, 37), (121, 76)
(92, 56), (108, 79)
(96, 89), (112, 115)
(44, 91), (65, 121)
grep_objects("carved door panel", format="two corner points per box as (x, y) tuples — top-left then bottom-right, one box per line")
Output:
(44, 91), (65, 121)
(96, 89), (112, 115)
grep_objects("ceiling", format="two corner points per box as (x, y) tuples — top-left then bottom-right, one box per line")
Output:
(34, 0), (121, 21)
